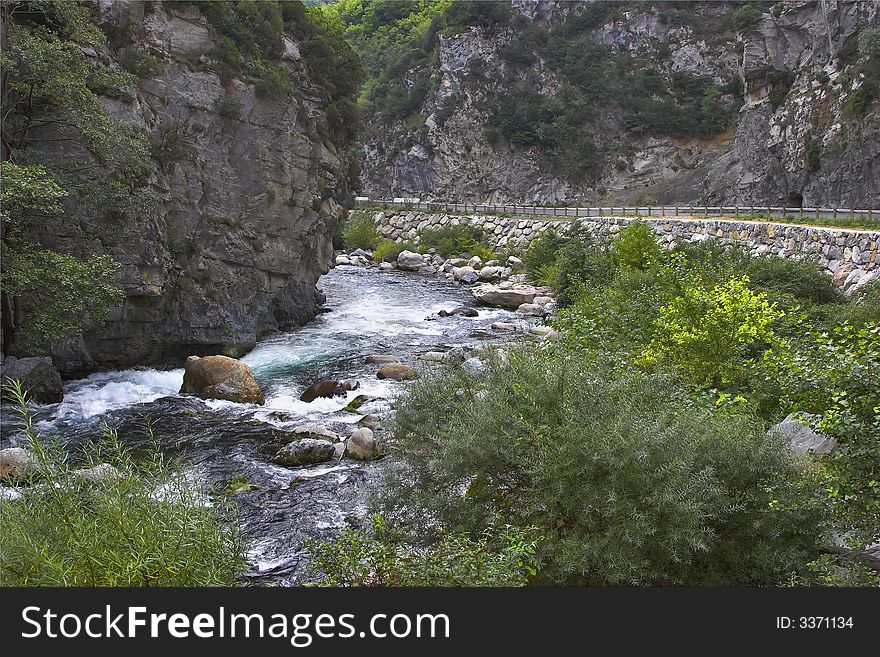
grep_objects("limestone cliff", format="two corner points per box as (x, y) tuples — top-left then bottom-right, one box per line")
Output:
(360, 0), (880, 208)
(27, 2), (355, 374)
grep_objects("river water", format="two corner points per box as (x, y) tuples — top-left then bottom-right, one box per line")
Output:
(0, 265), (535, 584)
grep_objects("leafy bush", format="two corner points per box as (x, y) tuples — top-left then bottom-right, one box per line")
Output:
(372, 239), (412, 262)
(733, 4), (765, 31)
(611, 222), (662, 270)
(342, 212), (380, 250)
(380, 347), (826, 585)
(643, 276), (782, 387)
(307, 514), (540, 586)
(745, 256), (842, 305)
(0, 383), (245, 586)
(523, 227), (568, 284)
(117, 48), (163, 78)
(417, 223), (493, 259)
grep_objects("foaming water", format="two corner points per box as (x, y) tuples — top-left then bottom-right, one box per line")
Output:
(56, 368), (184, 422)
(0, 265), (536, 585)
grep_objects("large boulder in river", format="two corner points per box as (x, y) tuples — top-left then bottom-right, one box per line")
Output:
(1, 356), (63, 403)
(180, 355), (265, 405)
(300, 379), (344, 403)
(472, 283), (539, 309)
(273, 438), (335, 466)
(397, 250), (425, 271)
(292, 425), (339, 443)
(377, 364), (413, 381)
(345, 427), (379, 460)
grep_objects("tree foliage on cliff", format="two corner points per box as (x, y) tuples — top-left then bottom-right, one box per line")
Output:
(0, 0), (146, 354)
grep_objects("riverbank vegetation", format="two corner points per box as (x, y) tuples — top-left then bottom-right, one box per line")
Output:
(0, 383), (244, 586)
(312, 222), (879, 587)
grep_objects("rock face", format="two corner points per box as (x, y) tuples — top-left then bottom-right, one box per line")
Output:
(22, 3), (353, 375)
(361, 1), (879, 208)
(0, 356), (63, 403)
(273, 439), (336, 467)
(180, 355), (265, 405)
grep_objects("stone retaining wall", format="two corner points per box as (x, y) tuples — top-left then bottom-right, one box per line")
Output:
(370, 211), (880, 288)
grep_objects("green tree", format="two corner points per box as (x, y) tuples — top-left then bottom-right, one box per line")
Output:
(1, 1), (152, 354)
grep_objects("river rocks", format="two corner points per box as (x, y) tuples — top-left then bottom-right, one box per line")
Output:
(478, 266), (505, 281)
(507, 255), (524, 271)
(0, 447), (38, 483)
(397, 250), (425, 270)
(0, 356), (63, 404)
(74, 463), (124, 484)
(467, 256), (483, 269)
(438, 307), (478, 318)
(418, 351), (447, 362)
(358, 414), (383, 430)
(335, 255), (352, 266)
(344, 394), (379, 412)
(365, 354), (400, 364)
(529, 326), (559, 339)
(769, 413), (837, 456)
(516, 303), (544, 316)
(273, 438), (336, 466)
(452, 266), (479, 283)
(345, 427), (379, 460)
(379, 261), (395, 271)
(461, 357), (485, 376)
(180, 355), (265, 405)
(472, 283), (539, 309)
(292, 425), (340, 443)
(492, 322), (518, 331)
(377, 364), (414, 381)
(299, 379), (342, 403)
(340, 379), (360, 391)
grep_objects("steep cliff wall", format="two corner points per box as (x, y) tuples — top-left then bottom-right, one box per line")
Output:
(359, 0), (880, 207)
(20, 2), (356, 374)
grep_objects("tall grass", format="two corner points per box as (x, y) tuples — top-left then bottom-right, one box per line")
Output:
(0, 381), (245, 587)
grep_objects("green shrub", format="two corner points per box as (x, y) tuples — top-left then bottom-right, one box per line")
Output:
(417, 223), (493, 259)
(745, 256), (842, 305)
(372, 239), (412, 262)
(643, 276), (783, 387)
(733, 4), (764, 31)
(523, 227), (568, 283)
(611, 222), (662, 270)
(306, 514), (541, 586)
(0, 383), (245, 586)
(117, 47), (163, 78)
(380, 347), (826, 585)
(342, 212), (380, 250)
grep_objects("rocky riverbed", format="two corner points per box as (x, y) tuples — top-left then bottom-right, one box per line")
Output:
(0, 262), (553, 585)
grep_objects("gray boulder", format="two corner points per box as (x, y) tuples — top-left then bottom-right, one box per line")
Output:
(0, 447), (38, 483)
(769, 413), (837, 456)
(461, 357), (485, 376)
(472, 284), (539, 309)
(292, 425), (340, 443)
(1, 356), (63, 403)
(273, 438), (336, 466)
(479, 266), (505, 282)
(397, 250), (425, 271)
(345, 427), (379, 460)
